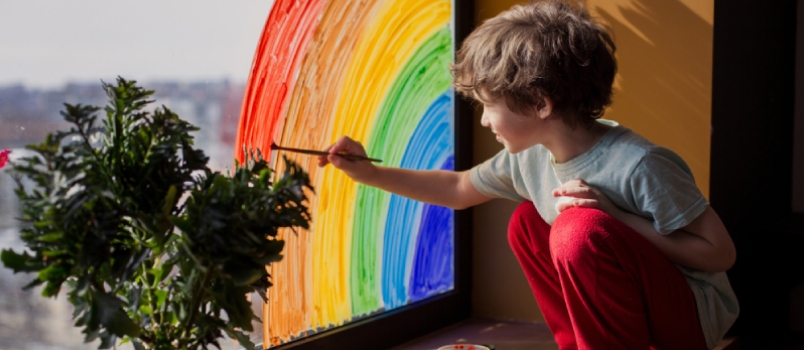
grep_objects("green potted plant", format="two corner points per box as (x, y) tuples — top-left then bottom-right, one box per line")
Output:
(1, 77), (311, 350)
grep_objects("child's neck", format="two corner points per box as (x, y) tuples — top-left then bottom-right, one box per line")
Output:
(544, 120), (612, 164)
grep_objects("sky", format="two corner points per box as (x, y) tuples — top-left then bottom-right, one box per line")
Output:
(0, 1), (276, 89)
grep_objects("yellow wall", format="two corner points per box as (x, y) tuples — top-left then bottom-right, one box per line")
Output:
(589, 0), (713, 197)
(470, 0), (715, 322)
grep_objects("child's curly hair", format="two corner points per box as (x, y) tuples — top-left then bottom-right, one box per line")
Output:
(451, 0), (617, 128)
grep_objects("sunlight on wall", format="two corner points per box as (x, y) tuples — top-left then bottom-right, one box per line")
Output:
(586, 0), (714, 198)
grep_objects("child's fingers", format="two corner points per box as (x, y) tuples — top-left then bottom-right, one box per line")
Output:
(552, 185), (574, 196)
(328, 153), (345, 168)
(329, 153), (361, 169)
(556, 199), (599, 212)
(555, 186), (595, 199)
(555, 195), (575, 212)
(329, 137), (350, 154)
(572, 199), (599, 208)
(321, 136), (364, 166)
(552, 178), (589, 196)
(319, 142), (340, 167)
(317, 156), (330, 167)
(556, 202), (574, 212)
(331, 136), (368, 157)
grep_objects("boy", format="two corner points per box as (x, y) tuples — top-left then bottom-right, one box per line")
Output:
(318, 0), (739, 348)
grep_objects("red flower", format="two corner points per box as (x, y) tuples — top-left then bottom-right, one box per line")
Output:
(0, 149), (10, 169)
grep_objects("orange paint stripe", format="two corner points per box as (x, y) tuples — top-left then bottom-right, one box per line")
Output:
(232, 0), (327, 344)
(265, 0), (383, 343)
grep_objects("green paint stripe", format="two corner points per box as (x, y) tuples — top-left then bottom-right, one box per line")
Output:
(349, 27), (453, 316)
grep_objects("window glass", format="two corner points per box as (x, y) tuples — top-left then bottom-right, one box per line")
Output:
(0, 1), (459, 348)
(0, 2), (272, 348)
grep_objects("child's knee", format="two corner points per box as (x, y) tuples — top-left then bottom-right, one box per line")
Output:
(510, 201), (539, 224)
(549, 207), (613, 261)
(508, 201), (536, 235)
(507, 201), (543, 246)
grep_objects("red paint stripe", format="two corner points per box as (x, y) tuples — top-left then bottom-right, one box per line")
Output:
(234, 0), (327, 165)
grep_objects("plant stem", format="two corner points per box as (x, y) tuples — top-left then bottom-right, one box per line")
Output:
(180, 265), (214, 345)
(143, 264), (157, 328)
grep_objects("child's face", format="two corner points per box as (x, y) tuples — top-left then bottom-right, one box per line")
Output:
(480, 98), (543, 153)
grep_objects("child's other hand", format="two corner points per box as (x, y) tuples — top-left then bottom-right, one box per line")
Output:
(551, 179), (619, 215)
(317, 136), (377, 183)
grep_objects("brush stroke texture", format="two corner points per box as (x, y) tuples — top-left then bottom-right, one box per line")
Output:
(315, 0), (450, 328)
(409, 155), (455, 302)
(264, 1), (383, 344)
(383, 91), (454, 308)
(352, 27), (453, 316)
(234, 0), (456, 346)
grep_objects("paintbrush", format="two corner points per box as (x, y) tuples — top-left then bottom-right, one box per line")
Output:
(270, 142), (382, 163)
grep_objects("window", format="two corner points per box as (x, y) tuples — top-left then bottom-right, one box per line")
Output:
(0, 1), (473, 349)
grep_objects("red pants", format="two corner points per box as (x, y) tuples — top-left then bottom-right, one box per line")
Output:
(507, 202), (707, 350)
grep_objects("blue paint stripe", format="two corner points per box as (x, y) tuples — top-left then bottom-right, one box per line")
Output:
(409, 156), (455, 302)
(382, 90), (454, 309)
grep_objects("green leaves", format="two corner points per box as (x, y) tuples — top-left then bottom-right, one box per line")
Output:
(2, 77), (311, 350)
(1, 249), (45, 273)
(92, 292), (141, 339)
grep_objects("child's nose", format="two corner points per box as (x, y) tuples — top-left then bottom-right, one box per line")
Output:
(480, 112), (490, 127)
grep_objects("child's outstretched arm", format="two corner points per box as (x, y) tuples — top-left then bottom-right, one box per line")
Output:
(554, 179), (737, 273)
(318, 136), (492, 210)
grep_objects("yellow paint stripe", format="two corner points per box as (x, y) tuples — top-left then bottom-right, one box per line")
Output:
(313, 0), (451, 328)
(265, 0), (383, 343)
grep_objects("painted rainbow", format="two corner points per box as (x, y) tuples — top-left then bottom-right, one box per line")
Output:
(233, 0), (456, 345)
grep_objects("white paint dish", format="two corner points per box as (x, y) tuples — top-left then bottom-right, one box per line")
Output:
(436, 344), (491, 350)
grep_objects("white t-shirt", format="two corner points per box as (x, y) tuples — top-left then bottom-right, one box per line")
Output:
(470, 120), (739, 349)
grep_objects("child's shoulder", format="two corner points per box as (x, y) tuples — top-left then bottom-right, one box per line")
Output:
(599, 123), (693, 176)
(594, 121), (651, 157)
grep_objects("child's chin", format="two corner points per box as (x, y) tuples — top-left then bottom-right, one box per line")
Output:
(503, 143), (524, 154)
(505, 147), (523, 154)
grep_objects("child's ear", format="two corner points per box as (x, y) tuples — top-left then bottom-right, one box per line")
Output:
(536, 96), (553, 120)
